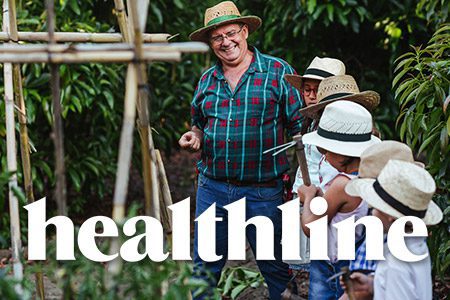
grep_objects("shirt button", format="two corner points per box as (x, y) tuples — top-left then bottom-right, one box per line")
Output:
(231, 98), (234, 101)
(227, 138), (231, 142)
(227, 159), (231, 163)
(229, 118), (232, 122)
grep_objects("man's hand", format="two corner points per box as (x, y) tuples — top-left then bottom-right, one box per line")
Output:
(179, 130), (202, 152)
(297, 184), (320, 204)
(339, 272), (374, 299)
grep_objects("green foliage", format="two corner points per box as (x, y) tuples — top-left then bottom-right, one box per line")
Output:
(393, 23), (450, 190)
(0, 169), (28, 248)
(217, 266), (264, 299)
(427, 194), (450, 279)
(0, 1), (126, 219)
(393, 23), (450, 278)
(0, 264), (34, 300)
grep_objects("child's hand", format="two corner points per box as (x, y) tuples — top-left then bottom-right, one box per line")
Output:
(297, 184), (319, 204)
(339, 272), (374, 297)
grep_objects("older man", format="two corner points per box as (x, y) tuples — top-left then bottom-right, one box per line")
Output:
(179, 2), (303, 299)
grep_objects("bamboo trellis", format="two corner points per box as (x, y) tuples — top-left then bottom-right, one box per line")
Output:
(2, 0), (208, 296)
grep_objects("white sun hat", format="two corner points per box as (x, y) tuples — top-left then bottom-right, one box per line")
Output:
(285, 56), (346, 91)
(302, 100), (381, 157)
(346, 159), (443, 225)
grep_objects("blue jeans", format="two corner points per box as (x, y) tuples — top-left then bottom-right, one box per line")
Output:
(308, 260), (349, 300)
(193, 174), (290, 300)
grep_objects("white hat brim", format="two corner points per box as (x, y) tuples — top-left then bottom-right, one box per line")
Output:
(345, 178), (443, 225)
(284, 74), (324, 92)
(302, 131), (381, 157)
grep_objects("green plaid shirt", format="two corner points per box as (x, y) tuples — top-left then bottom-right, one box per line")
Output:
(191, 47), (304, 182)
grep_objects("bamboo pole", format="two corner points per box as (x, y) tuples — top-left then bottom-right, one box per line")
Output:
(7, 0), (34, 203)
(0, 31), (170, 42)
(155, 150), (173, 231)
(0, 51), (181, 63)
(129, 0), (160, 220)
(113, 0), (132, 42)
(107, 65), (138, 283)
(7, 0), (45, 297)
(12, 67), (34, 201)
(107, 1), (146, 285)
(2, 0), (24, 294)
(0, 42), (209, 53)
(47, 0), (67, 216)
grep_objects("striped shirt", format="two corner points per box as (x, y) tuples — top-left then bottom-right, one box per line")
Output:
(191, 47), (303, 182)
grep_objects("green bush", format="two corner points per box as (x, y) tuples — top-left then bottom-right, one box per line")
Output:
(393, 23), (449, 278)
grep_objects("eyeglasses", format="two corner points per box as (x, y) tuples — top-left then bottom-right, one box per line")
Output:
(303, 87), (318, 96)
(210, 25), (244, 45)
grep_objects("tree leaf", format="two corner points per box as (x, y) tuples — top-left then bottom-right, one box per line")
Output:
(307, 0), (317, 14)
(223, 269), (235, 295)
(418, 131), (439, 155)
(231, 284), (247, 299)
(392, 68), (410, 88)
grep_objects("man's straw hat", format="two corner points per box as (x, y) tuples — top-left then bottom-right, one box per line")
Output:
(346, 140), (424, 196)
(285, 57), (346, 91)
(302, 101), (380, 157)
(189, 1), (261, 42)
(346, 160), (442, 225)
(299, 75), (380, 119)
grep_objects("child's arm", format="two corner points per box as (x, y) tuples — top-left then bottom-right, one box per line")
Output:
(299, 175), (358, 236)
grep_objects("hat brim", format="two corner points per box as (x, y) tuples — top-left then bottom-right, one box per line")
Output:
(299, 91), (380, 119)
(302, 131), (381, 157)
(284, 74), (323, 92)
(189, 16), (262, 42)
(345, 178), (443, 225)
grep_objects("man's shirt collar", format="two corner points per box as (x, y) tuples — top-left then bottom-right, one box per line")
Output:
(212, 46), (267, 80)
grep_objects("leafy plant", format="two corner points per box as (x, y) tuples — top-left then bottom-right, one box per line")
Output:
(217, 266), (265, 299)
(393, 23), (449, 278)
(393, 23), (450, 190)
(427, 194), (450, 279)
(0, 266), (33, 300)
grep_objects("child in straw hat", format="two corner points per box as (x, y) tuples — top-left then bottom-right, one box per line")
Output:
(283, 57), (346, 270)
(297, 100), (380, 299)
(286, 57), (346, 195)
(293, 74), (380, 195)
(340, 160), (443, 300)
(334, 140), (423, 299)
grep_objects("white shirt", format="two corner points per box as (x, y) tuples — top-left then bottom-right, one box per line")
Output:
(292, 144), (338, 192)
(374, 237), (432, 300)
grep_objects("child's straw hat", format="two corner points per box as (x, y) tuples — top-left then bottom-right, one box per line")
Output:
(346, 160), (442, 225)
(300, 75), (380, 119)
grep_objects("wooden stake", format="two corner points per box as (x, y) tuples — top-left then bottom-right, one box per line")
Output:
(0, 51), (182, 63)
(107, 64), (138, 283)
(2, 0), (24, 293)
(113, 0), (132, 42)
(7, 1), (34, 204)
(128, 0), (161, 220)
(8, 0), (45, 296)
(0, 31), (170, 42)
(0, 42), (208, 54)
(47, 0), (67, 216)
(155, 150), (173, 231)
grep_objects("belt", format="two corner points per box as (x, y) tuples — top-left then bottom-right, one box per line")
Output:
(219, 178), (279, 187)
